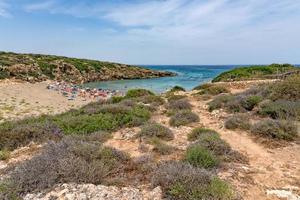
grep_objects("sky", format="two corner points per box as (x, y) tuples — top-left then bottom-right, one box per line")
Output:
(0, 0), (300, 65)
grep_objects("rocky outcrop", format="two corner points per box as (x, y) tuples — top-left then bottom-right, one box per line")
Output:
(24, 184), (162, 200)
(0, 52), (176, 83)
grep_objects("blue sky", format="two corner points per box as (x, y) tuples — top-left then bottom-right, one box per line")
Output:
(1, 0), (300, 65)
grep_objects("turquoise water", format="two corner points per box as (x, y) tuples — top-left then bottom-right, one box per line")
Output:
(84, 65), (238, 93)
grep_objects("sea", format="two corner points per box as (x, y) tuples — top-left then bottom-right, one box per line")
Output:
(84, 65), (242, 93)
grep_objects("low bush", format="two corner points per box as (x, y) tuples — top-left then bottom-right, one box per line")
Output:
(150, 138), (174, 155)
(193, 83), (213, 90)
(167, 94), (187, 102)
(0, 120), (63, 151)
(169, 110), (199, 127)
(251, 119), (298, 140)
(224, 114), (251, 130)
(137, 95), (165, 106)
(167, 98), (192, 110)
(138, 122), (174, 141)
(258, 100), (300, 120)
(0, 149), (10, 161)
(3, 136), (132, 196)
(269, 75), (300, 101)
(187, 127), (218, 141)
(152, 161), (234, 200)
(241, 95), (262, 111)
(184, 145), (219, 168)
(197, 85), (230, 96)
(170, 86), (186, 92)
(125, 89), (154, 98)
(208, 94), (234, 112)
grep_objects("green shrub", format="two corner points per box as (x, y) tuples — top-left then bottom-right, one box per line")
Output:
(167, 98), (192, 110)
(125, 89), (154, 98)
(137, 95), (165, 106)
(4, 136), (131, 196)
(212, 64), (296, 82)
(193, 83), (213, 90)
(187, 127), (218, 141)
(184, 145), (219, 168)
(110, 96), (125, 103)
(152, 161), (234, 200)
(241, 95), (262, 111)
(224, 114), (251, 130)
(150, 138), (174, 155)
(251, 119), (298, 140)
(258, 100), (300, 120)
(170, 86), (186, 92)
(0, 149), (10, 161)
(138, 122), (174, 141)
(197, 85), (230, 96)
(169, 110), (199, 127)
(208, 94), (234, 112)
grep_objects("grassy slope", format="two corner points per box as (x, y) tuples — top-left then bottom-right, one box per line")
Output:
(212, 64), (298, 82)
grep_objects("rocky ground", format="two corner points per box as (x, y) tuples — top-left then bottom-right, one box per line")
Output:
(0, 80), (299, 200)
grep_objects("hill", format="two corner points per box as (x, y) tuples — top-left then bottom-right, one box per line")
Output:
(212, 63), (298, 82)
(0, 52), (175, 83)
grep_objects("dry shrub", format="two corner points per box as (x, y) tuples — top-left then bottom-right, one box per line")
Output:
(150, 138), (174, 155)
(208, 94), (234, 112)
(5, 135), (132, 196)
(138, 122), (174, 141)
(152, 161), (234, 200)
(251, 119), (298, 141)
(125, 89), (154, 98)
(167, 94), (187, 102)
(258, 100), (300, 120)
(269, 75), (300, 101)
(197, 85), (230, 96)
(224, 114), (251, 130)
(167, 98), (192, 110)
(169, 110), (199, 127)
(0, 121), (63, 151)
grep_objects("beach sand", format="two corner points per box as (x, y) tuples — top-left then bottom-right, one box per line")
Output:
(0, 80), (93, 122)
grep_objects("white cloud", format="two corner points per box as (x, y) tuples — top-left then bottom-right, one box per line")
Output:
(0, 0), (11, 17)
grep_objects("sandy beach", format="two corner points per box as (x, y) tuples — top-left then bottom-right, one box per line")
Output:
(0, 80), (93, 122)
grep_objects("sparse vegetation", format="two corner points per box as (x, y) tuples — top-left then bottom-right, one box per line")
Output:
(169, 110), (199, 127)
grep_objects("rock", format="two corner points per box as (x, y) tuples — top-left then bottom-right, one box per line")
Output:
(24, 184), (163, 200)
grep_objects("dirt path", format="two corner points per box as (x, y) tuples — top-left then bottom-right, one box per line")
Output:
(105, 92), (300, 200)
(189, 94), (300, 200)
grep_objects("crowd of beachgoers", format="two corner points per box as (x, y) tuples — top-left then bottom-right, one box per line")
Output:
(46, 81), (120, 101)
